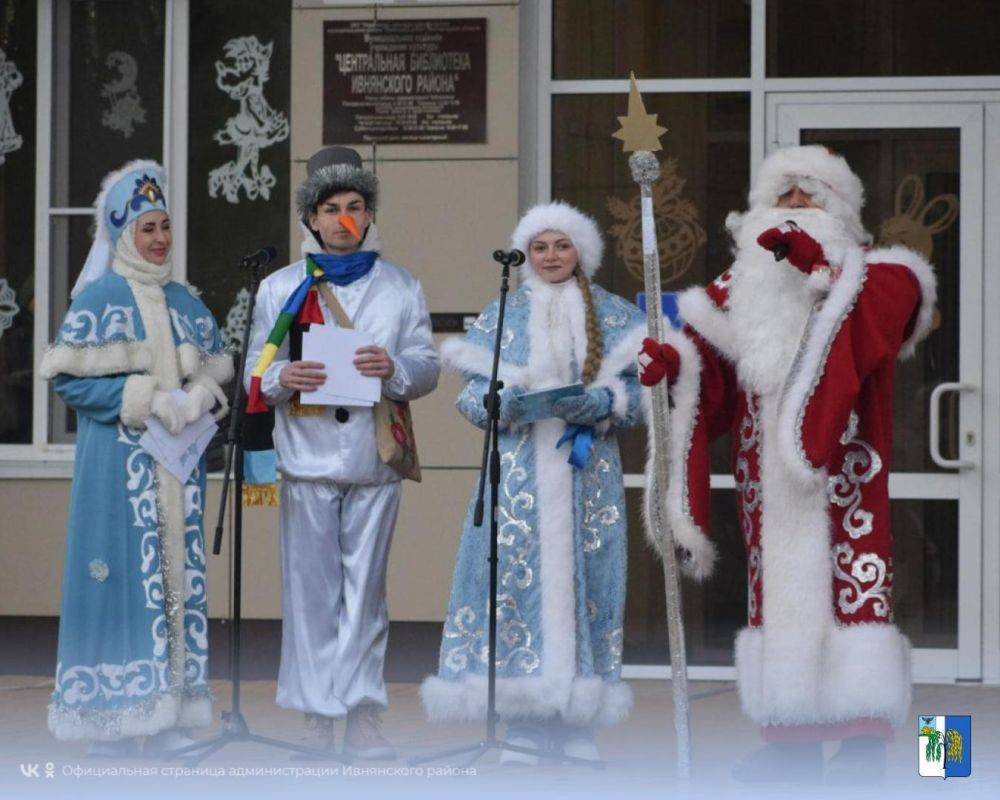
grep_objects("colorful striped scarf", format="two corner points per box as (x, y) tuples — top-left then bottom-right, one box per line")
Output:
(245, 251), (377, 413)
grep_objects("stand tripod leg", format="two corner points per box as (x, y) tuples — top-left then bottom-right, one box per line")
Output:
(178, 737), (227, 767)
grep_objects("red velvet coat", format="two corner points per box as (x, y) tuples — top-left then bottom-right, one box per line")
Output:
(647, 243), (935, 728)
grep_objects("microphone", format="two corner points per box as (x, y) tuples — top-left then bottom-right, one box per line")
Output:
(770, 220), (800, 262)
(492, 249), (525, 267)
(241, 246), (277, 268)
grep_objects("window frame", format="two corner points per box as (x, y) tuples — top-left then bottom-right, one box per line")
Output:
(0, 0), (189, 476)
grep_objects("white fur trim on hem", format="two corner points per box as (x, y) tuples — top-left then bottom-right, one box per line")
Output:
(776, 245), (867, 485)
(641, 326), (716, 580)
(177, 695), (213, 728)
(120, 374), (158, 428)
(39, 341), (153, 380)
(47, 691), (211, 742)
(865, 245), (937, 359)
(420, 675), (633, 728)
(735, 623), (912, 727)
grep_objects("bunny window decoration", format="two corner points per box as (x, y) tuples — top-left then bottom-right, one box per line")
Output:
(878, 174), (958, 261)
(877, 174), (957, 335)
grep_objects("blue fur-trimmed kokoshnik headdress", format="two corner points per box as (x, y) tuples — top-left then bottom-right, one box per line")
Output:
(72, 159), (169, 298)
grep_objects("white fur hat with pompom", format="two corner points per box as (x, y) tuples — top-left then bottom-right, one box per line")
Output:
(745, 144), (869, 243)
(510, 201), (605, 278)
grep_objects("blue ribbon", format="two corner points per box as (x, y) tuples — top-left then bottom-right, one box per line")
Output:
(309, 250), (378, 286)
(556, 424), (594, 470)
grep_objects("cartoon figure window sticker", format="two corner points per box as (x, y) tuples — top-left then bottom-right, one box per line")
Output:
(0, 47), (24, 165)
(0, 278), (19, 339)
(208, 36), (290, 204)
(101, 51), (147, 139)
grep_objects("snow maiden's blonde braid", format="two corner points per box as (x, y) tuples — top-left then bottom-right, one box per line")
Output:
(576, 267), (604, 384)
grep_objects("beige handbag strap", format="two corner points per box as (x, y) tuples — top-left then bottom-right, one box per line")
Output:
(315, 281), (354, 330)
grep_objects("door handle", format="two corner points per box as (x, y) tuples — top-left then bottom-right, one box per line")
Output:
(929, 382), (975, 469)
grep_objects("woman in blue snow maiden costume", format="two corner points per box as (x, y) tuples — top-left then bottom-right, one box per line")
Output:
(40, 161), (233, 757)
(421, 202), (646, 764)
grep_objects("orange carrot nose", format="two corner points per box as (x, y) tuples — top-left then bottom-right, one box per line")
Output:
(338, 214), (363, 241)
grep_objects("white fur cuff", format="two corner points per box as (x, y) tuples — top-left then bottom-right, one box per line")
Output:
(120, 374), (158, 428)
(188, 374), (230, 421)
(735, 623), (912, 727)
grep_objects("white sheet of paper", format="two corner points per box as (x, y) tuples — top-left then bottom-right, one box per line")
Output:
(139, 391), (218, 484)
(301, 326), (381, 406)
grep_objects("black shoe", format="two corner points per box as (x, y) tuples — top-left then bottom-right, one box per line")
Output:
(731, 741), (823, 783)
(825, 735), (887, 785)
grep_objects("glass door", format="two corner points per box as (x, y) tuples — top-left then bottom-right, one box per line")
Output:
(770, 97), (985, 682)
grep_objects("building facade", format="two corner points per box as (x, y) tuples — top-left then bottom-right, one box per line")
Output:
(1, 0), (998, 686)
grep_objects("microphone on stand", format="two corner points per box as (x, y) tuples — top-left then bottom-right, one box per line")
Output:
(492, 249), (525, 267)
(241, 246), (278, 268)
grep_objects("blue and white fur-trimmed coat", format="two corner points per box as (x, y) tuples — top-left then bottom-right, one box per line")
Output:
(39, 270), (232, 740)
(421, 277), (645, 727)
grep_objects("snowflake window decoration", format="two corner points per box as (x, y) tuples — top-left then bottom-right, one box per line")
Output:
(0, 278), (19, 338)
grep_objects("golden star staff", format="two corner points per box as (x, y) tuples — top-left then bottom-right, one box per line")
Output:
(613, 72), (691, 778)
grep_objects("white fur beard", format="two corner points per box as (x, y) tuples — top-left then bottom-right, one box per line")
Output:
(725, 207), (855, 396)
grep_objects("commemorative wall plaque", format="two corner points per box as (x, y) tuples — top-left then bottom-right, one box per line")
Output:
(323, 18), (487, 144)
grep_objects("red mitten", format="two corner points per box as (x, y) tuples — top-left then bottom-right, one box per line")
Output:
(639, 337), (681, 387)
(757, 222), (827, 274)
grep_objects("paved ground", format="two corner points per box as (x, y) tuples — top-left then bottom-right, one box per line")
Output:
(1, 675), (998, 799)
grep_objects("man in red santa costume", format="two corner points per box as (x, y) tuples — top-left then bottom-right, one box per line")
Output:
(640, 144), (936, 782)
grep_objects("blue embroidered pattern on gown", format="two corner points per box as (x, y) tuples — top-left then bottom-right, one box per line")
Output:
(423, 283), (645, 726)
(44, 272), (225, 740)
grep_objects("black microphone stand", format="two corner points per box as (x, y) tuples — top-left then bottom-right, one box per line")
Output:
(166, 250), (348, 766)
(410, 249), (602, 770)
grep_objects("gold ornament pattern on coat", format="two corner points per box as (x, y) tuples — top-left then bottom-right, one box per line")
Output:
(606, 158), (706, 287)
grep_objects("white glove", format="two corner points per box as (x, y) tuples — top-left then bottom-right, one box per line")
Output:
(150, 390), (185, 435)
(180, 384), (216, 423)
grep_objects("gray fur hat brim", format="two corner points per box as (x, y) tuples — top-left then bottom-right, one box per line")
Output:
(295, 163), (379, 221)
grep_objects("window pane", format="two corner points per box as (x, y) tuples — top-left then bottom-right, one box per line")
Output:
(51, 0), (165, 207)
(767, 0), (1000, 78)
(551, 92), (750, 474)
(800, 128), (959, 473)
(554, 0), (750, 80)
(187, 0), (291, 345)
(625, 488), (745, 666)
(0, 1), (36, 444)
(892, 499), (957, 649)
